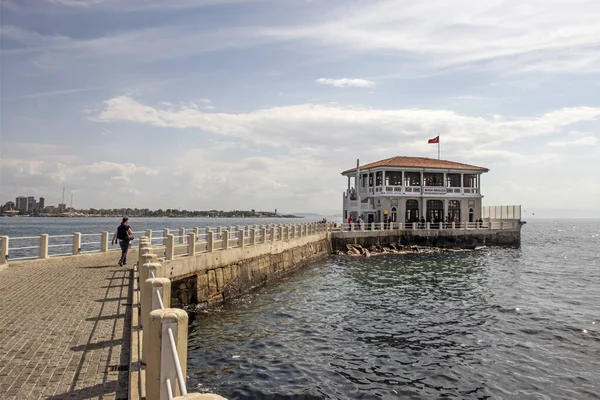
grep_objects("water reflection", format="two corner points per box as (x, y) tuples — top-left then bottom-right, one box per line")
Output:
(187, 220), (600, 399)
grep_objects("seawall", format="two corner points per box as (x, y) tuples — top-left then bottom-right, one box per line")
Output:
(162, 233), (332, 309)
(331, 226), (523, 251)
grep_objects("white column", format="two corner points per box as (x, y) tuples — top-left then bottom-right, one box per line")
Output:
(382, 170), (386, 189)
(207, 231), (214, 252)
(72, 232), (81, 255)
(146, 308), (188, 400)
(101, 232), (109, 252)
(1, 236), (8, 264)
(166, 234), (175, 260)
(39, 234), (49, 259)
(188, 233), (196, 256)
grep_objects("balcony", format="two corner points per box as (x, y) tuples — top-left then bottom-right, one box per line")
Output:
(355, 186), (480, 196)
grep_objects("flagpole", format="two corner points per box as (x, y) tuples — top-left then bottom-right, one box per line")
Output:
(438, 137), (440, 160)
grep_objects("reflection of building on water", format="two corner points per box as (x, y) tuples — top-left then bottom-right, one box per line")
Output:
(342, 156), (490, 224)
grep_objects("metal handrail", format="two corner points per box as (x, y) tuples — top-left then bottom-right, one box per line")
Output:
(167, 327), (187, 396)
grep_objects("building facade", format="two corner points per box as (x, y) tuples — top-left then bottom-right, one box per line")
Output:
(342, 156), (488, 224)
(15, 196), (28, 212)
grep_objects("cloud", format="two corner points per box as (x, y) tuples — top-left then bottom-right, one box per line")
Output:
(548, 136), (599, 147)
(316, 78), (375, 88)
(261, 0), (600, 74)
(0, 24), (274, 69)
(93, 95), (600, 151)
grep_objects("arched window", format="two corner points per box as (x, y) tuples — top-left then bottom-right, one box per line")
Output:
(405, 200), (419, 222)
(448, 200), (461, 223)
(391, 207), (397, 222)
(426, 200), (444, 223)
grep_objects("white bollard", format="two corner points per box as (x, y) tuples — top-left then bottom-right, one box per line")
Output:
(166, 234), (175, 260)
(261, 227), (267, 243)
(239, 228), (245, 248)
(179, 228), (185, 244)
(250, 229), (256, 245)
(163, 229), (170, 246)
(146, 308), (188, 400)
(207, 231), (214, 252)
(39, 234), (49, 259)
(101, 232), (109, 252)
(223, 230), (229, 250)
(73, 232), (81, 255)
(1, 236), (9, 264)
(142, 277), (171, 365)
(188, 233), (196, 256)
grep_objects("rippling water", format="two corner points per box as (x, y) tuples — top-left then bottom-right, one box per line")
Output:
(187, 219), (600, 399)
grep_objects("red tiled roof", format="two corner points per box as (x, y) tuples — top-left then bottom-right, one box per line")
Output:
(342, 156), (489, 174)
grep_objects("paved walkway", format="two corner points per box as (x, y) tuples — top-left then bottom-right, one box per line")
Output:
(0, 255), (134, 399)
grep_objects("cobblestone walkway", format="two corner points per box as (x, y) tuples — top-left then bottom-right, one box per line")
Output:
(0, 256), (134, 399)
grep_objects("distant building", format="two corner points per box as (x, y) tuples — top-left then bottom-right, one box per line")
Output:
(15, 196), (27, 211)
(4, 201), (15, 210)
(38, 197), (45, 210)
(341, 156), (488, 224)
(58, 203), (67, 213)
(27, 196), (36, 212)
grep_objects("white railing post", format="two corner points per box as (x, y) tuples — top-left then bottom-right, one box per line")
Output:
(146, 308), (188, 400)
(278, 226), (283, 241)
(452, 222), (456, 230)
(101, 232), (109, 252)
(39, 234), (49, 259)
(261, 227), (267, 243)
(140, 261), (160, 331)
(72, 232), (81, 255)
(166, 234), (175, 260)
(178, 228), (185, 244)
(223, 230), (230, 250)
(250, 228), (256, 245)
(142, 276), (170, 365)
(426, 222), (430, 230)
(1, 236), (9, 264)
(145, 229), (152, 241)
(270, 227), (276, 242)
(193, 228), (199, 241)
(207, 231), (214, 252)
(239, 227), (245, 248)
(163, 229), (169, 246)
(188, 233), (196, 256)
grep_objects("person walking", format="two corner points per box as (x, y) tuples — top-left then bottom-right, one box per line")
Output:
(112, 217), (133, 266)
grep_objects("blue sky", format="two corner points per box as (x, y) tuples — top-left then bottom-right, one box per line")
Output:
(1, 0), (599, 216)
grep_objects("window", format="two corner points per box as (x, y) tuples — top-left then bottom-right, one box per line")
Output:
(375, 171), (383, 186)
(405, 200), (419, 222)
(404, 172), (421, 186)
(448, 200), (461, 223)
(391, 207), (397, 222)
(446, 174), (461, 187)
(424, 173), (444, 186)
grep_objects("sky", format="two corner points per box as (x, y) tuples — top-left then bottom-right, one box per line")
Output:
(1, 0), (599, 217)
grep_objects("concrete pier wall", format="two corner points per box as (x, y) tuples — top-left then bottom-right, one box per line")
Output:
(331, 226), (523, 250)
(163, 232), (332, 309)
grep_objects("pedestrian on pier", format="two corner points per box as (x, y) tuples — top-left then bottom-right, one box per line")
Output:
(112, 217), (133, 266)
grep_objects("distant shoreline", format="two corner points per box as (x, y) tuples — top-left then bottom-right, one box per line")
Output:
(0, 214), (304, 219)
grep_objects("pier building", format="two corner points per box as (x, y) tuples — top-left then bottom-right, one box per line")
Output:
(342, 156), (488, 225)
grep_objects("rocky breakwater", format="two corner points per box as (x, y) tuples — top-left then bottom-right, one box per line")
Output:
(337, 243), (474, 257)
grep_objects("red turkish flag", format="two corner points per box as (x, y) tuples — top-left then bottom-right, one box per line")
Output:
(428, 136), (439, 144)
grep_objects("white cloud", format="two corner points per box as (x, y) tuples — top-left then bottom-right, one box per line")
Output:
(316, 78), (375, 88)
(262, 0), (600, 74)
(93, 95), (600, 151)
(548, 136), (599, 147)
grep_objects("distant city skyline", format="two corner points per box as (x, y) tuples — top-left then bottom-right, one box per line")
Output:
(1, 0), (599, 216)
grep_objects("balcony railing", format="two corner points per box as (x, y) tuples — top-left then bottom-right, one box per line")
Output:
(352, 186), (480, 196)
